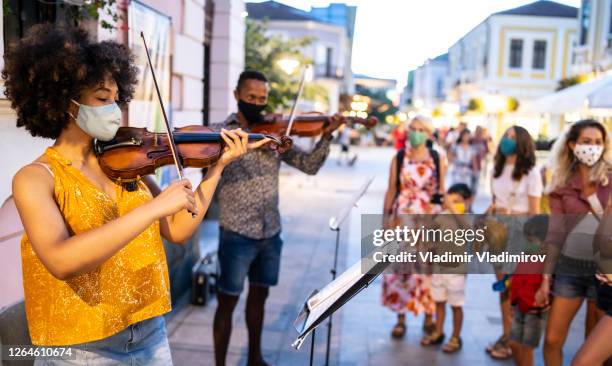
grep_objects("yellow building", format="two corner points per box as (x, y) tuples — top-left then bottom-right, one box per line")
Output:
(446, 0), (578, 139)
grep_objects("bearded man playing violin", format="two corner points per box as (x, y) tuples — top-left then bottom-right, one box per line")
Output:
(212, 70), (344, 366)
(6, 25), (267, 365)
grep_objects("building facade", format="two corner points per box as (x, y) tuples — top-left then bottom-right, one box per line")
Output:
(572, 0), (612, 75)
(446, 0), (577, 109)
(412, 53), (449, 110)
(246, 1), (356, 113)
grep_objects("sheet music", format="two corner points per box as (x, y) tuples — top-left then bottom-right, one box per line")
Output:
(301, 240), (397, 332)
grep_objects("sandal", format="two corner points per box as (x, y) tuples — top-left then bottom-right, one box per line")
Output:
(442, 336), (462, 353)
(489, 336), (512, 359)
(420, 331), (445, 346)
(490, 346), (513, 359)
(422, 322), (436, 335)
(485, 335), (507, 353)
(391, 322), (406, 339)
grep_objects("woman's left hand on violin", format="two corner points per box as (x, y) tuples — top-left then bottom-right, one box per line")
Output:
(218, 128), (271, 167)
(322, 113), (347, 138)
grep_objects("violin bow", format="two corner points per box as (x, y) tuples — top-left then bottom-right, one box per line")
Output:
(284, 65), (309, 137)
(140, 32), (195, 217)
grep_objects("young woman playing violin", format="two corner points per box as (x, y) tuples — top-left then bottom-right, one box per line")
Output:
(4, 25), (267, 365)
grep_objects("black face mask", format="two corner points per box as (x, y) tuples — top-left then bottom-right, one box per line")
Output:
(238, 100), (266, 124)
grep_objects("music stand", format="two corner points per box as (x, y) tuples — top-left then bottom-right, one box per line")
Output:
(324, 177), (373, 365)
(291, 240), (398, 360)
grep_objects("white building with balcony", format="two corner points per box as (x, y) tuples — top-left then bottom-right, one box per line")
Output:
(246, 1), (355, 113)
(412, 53), (449, 110)
(447, 0), (578, 109)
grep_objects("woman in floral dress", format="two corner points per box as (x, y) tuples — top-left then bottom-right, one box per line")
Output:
(382, 116), (445, 338)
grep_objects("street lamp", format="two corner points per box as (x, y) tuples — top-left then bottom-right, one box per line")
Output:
(277, 57), (300, 75)
(482, 94), (508, 114)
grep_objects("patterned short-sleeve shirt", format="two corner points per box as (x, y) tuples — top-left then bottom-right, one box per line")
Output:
(212, 114), (331, 239)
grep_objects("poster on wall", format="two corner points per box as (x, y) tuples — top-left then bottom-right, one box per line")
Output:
(128, 0), (171, 133)
(128, 0), (176, 185)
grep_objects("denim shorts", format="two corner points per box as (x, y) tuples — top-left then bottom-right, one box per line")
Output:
(34, 316), (172, 365)
(597, 280), (612, 316)
(552, 274), (597, 301)
(510, 307), (547, 348)
(217, 227), (283, 295)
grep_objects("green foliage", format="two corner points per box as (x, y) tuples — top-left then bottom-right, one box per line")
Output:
(3, 0), (12, 16)
(245, 18), (327, 111)
(65, 0), (120, 30)
(557, 75), (583, 91)
(467, 98), (483, 112)
(507, 97), (519, 112)
(355, 85), (397, 122)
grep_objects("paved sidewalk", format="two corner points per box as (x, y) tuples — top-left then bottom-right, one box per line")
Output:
(336, 147), (588, 366)
(167, 146), (588, 366)
(167, 144), (362, 365)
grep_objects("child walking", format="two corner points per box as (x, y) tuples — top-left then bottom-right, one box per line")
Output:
(509, 215), (550, 366)
(420, 183), (473, 352)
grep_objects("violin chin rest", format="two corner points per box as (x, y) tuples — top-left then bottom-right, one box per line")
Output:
(280, 136), (293, 152)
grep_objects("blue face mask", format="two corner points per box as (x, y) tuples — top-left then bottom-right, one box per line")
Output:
(499, 137), (517, 156)
(70, 99), (122, 141)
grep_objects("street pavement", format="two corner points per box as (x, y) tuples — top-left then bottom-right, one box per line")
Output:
(167, 145), (588, 366)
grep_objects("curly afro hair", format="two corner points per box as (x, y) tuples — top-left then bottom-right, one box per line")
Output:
(2, 24), (138, 139)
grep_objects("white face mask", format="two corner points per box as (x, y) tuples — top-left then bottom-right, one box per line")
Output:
(70, 99), (122, 141)
(573, 144), (604, 167)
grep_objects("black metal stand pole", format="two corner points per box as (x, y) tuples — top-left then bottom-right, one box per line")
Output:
(310, 328), (316, 366)
(325, 227), (341, 366)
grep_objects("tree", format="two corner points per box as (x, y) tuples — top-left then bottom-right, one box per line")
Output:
(245, 18), (328, 112)
(3, 0), (120, 30)
(467, 98), (483, 113)
(355, 85), (398, 123)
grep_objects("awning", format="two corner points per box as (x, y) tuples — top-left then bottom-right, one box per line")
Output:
(520, 73), (612, 114)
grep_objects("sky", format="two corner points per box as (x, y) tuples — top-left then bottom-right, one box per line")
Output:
(249, 0), (581, 89)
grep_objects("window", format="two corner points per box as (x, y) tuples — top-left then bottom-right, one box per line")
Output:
(3, 1), (98, 51)
(532, 40), (547, 70)
(610, 0), (612, 35)
(509, 39), (523, 69)
(580, 0), (591, 45)
(608, 0), (612, 48)
(325, 47), (333, 77)
(435, 78), (444, 99)
(4, 1), (55, 50)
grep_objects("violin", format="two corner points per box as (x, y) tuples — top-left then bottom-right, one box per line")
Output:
(94, 125), (291, 183)
(250, 114), (378, 137)
(93, 32), (292, 196)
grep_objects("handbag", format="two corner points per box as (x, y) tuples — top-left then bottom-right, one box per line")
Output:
(592, 194), (612, 283)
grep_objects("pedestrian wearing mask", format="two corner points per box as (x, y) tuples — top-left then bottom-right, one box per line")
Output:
(382, 116), (446, 339)
(537, 120), (611, 366)
(487, 126), (543, 360)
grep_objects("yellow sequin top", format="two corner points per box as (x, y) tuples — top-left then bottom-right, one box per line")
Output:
(21, 147), (171, 346)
